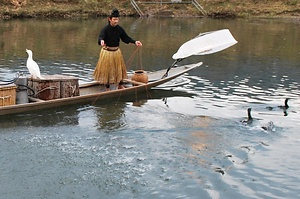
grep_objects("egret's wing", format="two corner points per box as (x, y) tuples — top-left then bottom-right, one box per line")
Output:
(27, 59), (41, 78)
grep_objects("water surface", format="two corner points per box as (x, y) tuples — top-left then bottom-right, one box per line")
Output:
(0, 17), (300, 198)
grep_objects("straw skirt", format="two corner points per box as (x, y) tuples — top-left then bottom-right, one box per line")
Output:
(93, 48), (128, 85)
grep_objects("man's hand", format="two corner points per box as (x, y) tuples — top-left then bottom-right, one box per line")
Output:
(135, 41), (142, 47)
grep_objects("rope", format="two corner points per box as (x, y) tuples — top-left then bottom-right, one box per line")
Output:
(126, 46), (143, 70)
(138, 47), (143, 69)
(34, 86), (58, 97)
(16, 84), (36, 97)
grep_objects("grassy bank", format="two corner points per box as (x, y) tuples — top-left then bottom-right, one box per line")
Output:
(0, 0), (299, 19)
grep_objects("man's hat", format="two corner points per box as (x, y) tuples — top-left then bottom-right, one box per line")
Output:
(110, 8), (120, 17)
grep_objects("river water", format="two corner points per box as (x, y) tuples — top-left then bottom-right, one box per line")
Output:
(0, 17), (300, 198)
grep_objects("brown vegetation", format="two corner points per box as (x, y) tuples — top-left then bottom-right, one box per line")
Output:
(0, 0), (299, 19)
(203, 0), (300, 18)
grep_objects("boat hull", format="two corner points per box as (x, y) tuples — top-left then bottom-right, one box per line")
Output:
(0, 62), (202, 116)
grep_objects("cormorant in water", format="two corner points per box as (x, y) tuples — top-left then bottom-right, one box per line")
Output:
(241, 108), (253, 124)
(266, 98), (289, 112)
(278, 98), (289, 110)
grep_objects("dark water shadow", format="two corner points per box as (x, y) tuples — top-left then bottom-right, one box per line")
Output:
(0, 89), (195, 128)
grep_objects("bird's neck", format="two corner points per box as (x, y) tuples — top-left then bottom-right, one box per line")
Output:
(248, 111), (252, 120)
(285, 100), (289, 108)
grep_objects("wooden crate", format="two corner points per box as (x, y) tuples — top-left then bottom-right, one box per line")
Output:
(28, 75), (79, 100)
(0, 84), (17, 106)
(57, 75), (80, 98)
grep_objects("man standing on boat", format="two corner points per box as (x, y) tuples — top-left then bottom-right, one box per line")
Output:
(93, 8), (142, 90)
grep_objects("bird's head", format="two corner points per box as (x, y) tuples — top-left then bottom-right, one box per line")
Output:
(26, 49), (32, 55)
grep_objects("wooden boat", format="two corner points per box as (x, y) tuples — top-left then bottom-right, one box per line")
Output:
(0, 29), (238, 116)
(0, 62), (202, 116)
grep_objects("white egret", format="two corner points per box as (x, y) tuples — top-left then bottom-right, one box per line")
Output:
(26, 49), (42, 79)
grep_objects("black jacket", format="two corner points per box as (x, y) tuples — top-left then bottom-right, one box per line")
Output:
(98, 24), (136, 47)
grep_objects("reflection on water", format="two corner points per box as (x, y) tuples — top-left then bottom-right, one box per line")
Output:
(0, 106), (79, 127)
(0, 17), (300, 198)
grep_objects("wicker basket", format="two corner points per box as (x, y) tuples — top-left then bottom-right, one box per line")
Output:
(0, 84), (17, 106)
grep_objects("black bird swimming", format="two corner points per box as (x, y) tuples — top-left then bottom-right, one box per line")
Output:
(278, 98), (289, 110)
(266, 98), (289, 111)
(241, 108), (253, 124)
